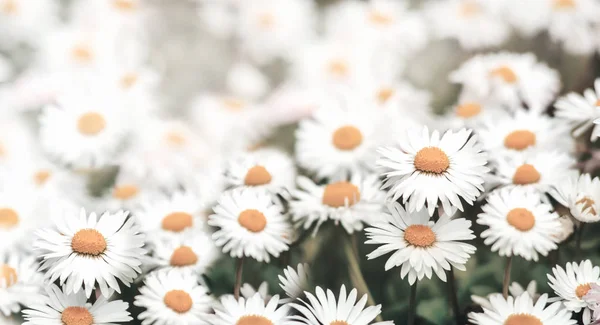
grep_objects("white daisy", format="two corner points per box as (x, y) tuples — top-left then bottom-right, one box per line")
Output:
(213, 293), (290, 325)
(0, 184), (39, 254)
(477, 187), (560, 261)
(134, 269), (214, 325)
(226, 148), (296, 198)
(39, 88), (129, 168)
(450, 52), (561, 111)
(377, 126), (489, 216)
(240, 282), (271, 302)
(290, 174), (386, 235)
(22, 284), (132, 325)
(468, 292), (576, 325)
(148, 229), (220, 275)
(226, 61), (270, 100)
(555, 78), (600, 141)
(444, 100), (508, 130)
(0, 253), (43, 316)
(366, 202), (475, 285)
(136, 191), (206, 238)
(546, 0), (600, 55)
(101, 166), (159, 212)
(550, 172), (600, 223)
(501, 0), (550, 37)
(0, 0), (59, 47)
(34, 209), (146, 298)
(548, 260), (600, 322)
(296, 98), (388, 180)
(279, 263), (309, 302)
(289, 285), (393, 325)
(209, 188), (292, 262)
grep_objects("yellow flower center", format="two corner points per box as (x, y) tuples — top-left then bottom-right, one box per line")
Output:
(506, 208), (535, 231)
(34, 170), (51, 186)
(576, 197), (597, 215)
(368, 11), (393, 25)
(553, 0), (576, 10)
(237, 315), (274, 325)
(71, 44), (94, 63)
(0, 264), (17, 287)
(456, 102), (482, 118)
(222, 98), (246, 111)
(238, 209), (267, 233)
(244, 165), (272, 186)
(71, 229), (106, 256)
(1, 0), (17, 14)
(113, 0), (137, 11)
(112, 184), (139, 200)
(328, 60), (349, 77)
(512, 164), (540, 185)
(414, 147), (450, 174)
(0, 208), (19, 229)
(77, 112), (106, 136)
(332, 125), (363, 151)
(61, 307), (93, 325)
(576, 283), (592, 299)
(322, 182), (361, 208)
(503, 314), (542, 325)
(376, 88), (395, 104)
(404, 225), (436, 247)
(162, 212), (193, 232)
(490, 66), (518, 83)
(164, 290), (193, 314)
(459, 1), (481, 16)
(170, 246), (198, 267)
(120, 73), (138, 89)
(504, 130), (536, 151)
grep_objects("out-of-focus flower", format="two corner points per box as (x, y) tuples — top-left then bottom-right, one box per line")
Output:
(279, 263), (309, 302)
(0, 0), (59, 48)
(136, 191), (206, 238)
(0, 253), (43, 316)
(547, 0), (600, 55)
(148, 230), (220, 275)
(444, 100), (508, 130)
(226, 62), (270, 100)
(550, 172), (600, 223)
(214, 293), (290, 325)
(556, 78), (600, 141)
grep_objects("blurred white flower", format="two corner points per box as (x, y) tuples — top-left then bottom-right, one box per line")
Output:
(550, 171), (600, 223)
(547, 0), (600, 55)
(0, 253), (43, 316)
(555, 78), (600, 141)
(226, 61), (270, 100)
(279, 263), (309, 302)
(148, 229), (220, 275)
(136, 191), (206, 238)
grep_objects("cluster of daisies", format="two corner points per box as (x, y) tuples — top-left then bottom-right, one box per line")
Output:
(2, 0), (600, 324)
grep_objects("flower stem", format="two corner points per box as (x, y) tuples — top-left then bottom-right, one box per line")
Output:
(447, 268), (461, 324)
(234, 257), (244, 299)
(502, 256), (512, 299)
(408, 281), (418, 325)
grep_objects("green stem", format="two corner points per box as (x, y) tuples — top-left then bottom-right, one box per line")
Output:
(234, 257), (244, 299)
(502, 256), (512, 299)
(447, 268), (461, 325)
(408, 281), (418, 325)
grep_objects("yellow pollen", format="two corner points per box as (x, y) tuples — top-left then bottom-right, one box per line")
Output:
(414, 147), (450, 174)
(238, 209), (267, 233)
(61, 307), (93, 325)
(170, 246), (198, 267)
(506, 208), (535, 231)
(332, 125), (363, 151)
(257, 13), (275, 28)
(553, 0), (576, 9)
(368, 11), (393, 25)
(165, 131), (187, 147)
(1, 0), (17, 14)
(34, 170), (51, 186)
(0, 208), (19, 229)
(459, 1), (481, 16)
(164, 290), (193, 314)
(376, 88), (395, 104)
(244, 165), (272, 186)
(0, 264), (17, 287)
(77, 112), (106, 136)
(222, 98), (245, 111)
(112, 184), (139, 200)
(120, 73), (138, 89)
(404, 225), (436, 247)
(328, 60), (349, 77)
(504, 130), (536, 151)
(596, 100), (600, 107)
(71, 45), (93, 63)
(490, 66), (518, 83)
(162, 212), (193, 232)
(113, 0), (137, 11)
(503, 314), (542, 325)
(71, 229), (107, 256)
(576, 197), (597, 215)
(576, 283), (592, 299)
(237, 315), (274, 325)
(456, 102), (482, 118)
(322, 182), (361, 208)
(0, 142), (5, 157)
(512, 164), (540, 185)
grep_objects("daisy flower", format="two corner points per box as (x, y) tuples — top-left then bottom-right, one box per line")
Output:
(296, 98), (389, 180)
(101, 166), (159, 212)
(468, 292), (576, 325)
(550, 172), (600, 223)
(290, 174), (386, 235)
(35, 209), (146, 298)
(548, 260), (600, 323)
(0, 185), (39, 254)
(23, 284), (132, 325)
(289, 285), (392, 325)
(377, 127), (489, 216)
(0, 115), (35, 173)
(148, 230), (220, 275)
(38, 88), (129, 168)
(546, 0), (600, 55)
(225, 148), (296, 198)
(450, 52), (560, 111)
(279, 263), (309, 302)
(0, 253), (44, 316)
(240, 282), (271, 301)
(365, 202), (476, 285)
(213, 293), (290, 325)
(555, 78), (600, 141)
(444, 100), (508, 130)
(0, 0), (59, 47)
(226, 61), (270, 100)
(209, 188), (292, 262)
(477, 187), (560, 261)
(136, 191), (206, 238)
(134, 269), (214, 325)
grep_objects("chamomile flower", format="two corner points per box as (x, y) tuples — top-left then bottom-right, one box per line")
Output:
(366, 202), (476, 285)
(546, 0), (600, 55)
(134, 269), (214, 325)
(450, 52), (560, 111)
(0, 185), (39, 254)
(548, 260), (600, 322)
(226, 62), (270, 100)
(290, 174), (386, 235)
(148, 230), (220, 275)
(39, 89), (129, 168)
(279, 263), (309, 302)
(23, 284), (132, 325)
(550, 172), (600, 223)
(35, 209), (146, 298)
(213, 293), (290, 325)
(0, 0), (59, 47)
(377, 127), (489, 216)
(289, 285), (392, 325)
(101, 166), (159, 212)
(477, 187), (560, 261)
(444, 100), (507, 130)
(555, 78), (600, 140)
(209, 188), (292, 262)
(136, 191), (206, 237)
(468, 292), (576, 325)
(0, 253), (44, 316)
(226, 148), (296, 198)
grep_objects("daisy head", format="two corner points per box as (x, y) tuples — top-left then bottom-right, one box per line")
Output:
(550, 172), (600, 223)
(213, 293), (290, 325)
(23, 284), (132, 325)
(148, 229), (220, 275)
(279, 263), (310, 302)
(134, 269), (214, 325)
(0, 185), (38, 254)
(366, 201), (476, 285)
(378, 126), (489, 216)
(555, 78), (600, 140)
(136, 191), (206, 238)
(290, 285), (393, 325)
(102, 166), (159, 212)
(209, 188), (292, 262)
(477, 187), (560, 261)
(0, 253), (43, 317)
(445, 99), (507, 130)
(35, 209), (146, 298)
(468, 292), (576, 325)
(290, 173), (386, 235)
(548, 260), (600, 314)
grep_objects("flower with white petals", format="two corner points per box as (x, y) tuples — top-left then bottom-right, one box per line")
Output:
(0, 253), (43, 316)
(279, 263), (309, 302)
(213, 293), (290, 325)
(548, 260), (600, 323)
(378, 127), (489, 216)
(149, 230), (220, 275)
(546, 0), (600, 55)
(35, 209), (146, 298)
(366, 202), (476, 285)
(555, 78), (600, 141)
(240, 282), (271, 301)
(444, 100), (508, 130)
(550, 172), (600, 223)
(136, 191), (206, 238)
(0, 0), (59, 47)
(471, 280), (540, 310)
(0, 185), (40, 254)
